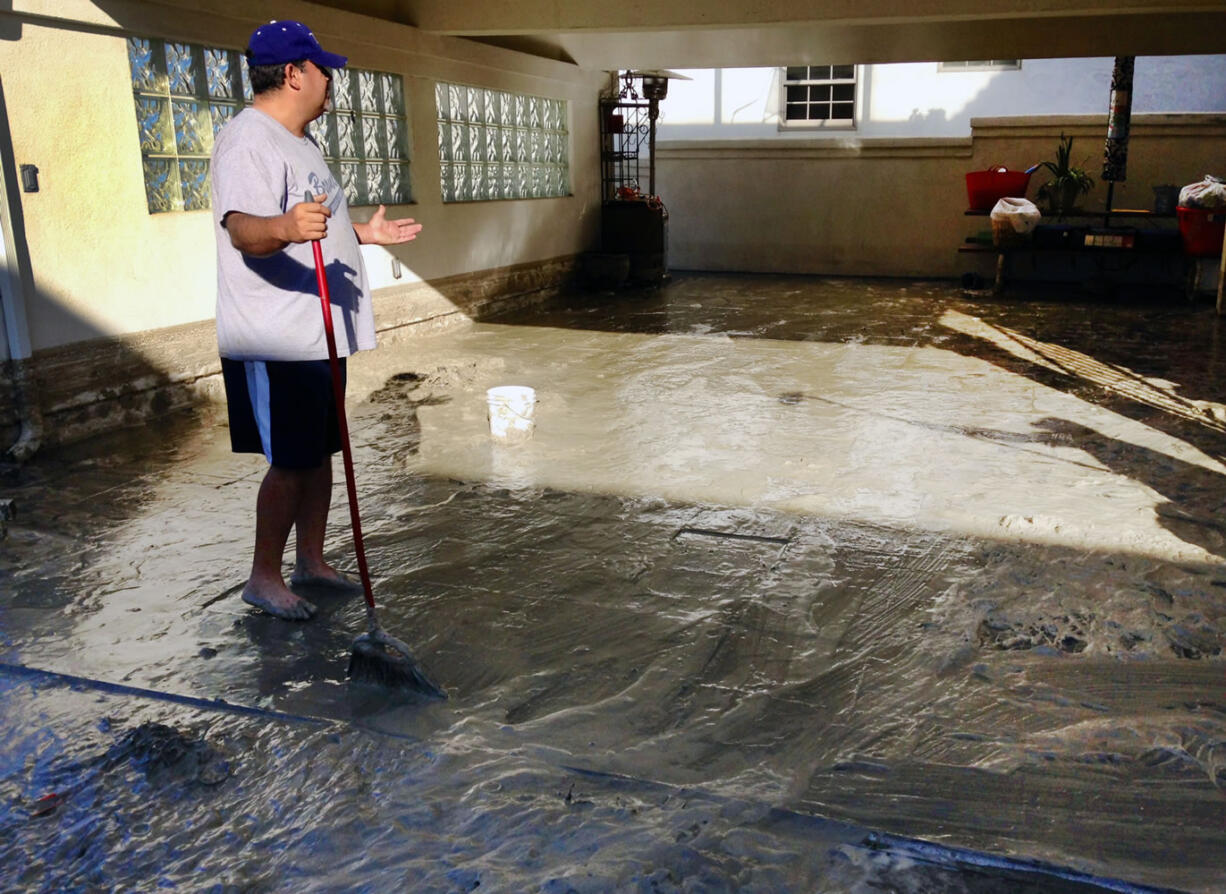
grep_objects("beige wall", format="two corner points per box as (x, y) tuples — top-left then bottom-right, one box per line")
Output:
(0, 0), (605, 354)
(657, 113), (1226, 276)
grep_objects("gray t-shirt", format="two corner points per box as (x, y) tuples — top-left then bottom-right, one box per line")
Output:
(211, 107), (374, 361)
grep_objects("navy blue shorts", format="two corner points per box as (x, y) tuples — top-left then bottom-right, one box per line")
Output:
(221, 357), (345, 469)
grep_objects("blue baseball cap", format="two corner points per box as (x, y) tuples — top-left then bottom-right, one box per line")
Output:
(247, 20), (347, 69)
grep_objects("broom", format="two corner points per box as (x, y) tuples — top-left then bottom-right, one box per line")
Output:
(309, 214), (445, 699)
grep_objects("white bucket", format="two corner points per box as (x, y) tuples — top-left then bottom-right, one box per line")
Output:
(486, 385), (537, 444)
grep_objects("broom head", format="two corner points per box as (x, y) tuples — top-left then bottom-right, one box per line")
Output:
(348, 630), (446, 699)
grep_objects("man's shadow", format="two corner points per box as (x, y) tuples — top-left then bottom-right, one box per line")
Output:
(1033, 416), (1226, 559)
(245, 255), (364, 345)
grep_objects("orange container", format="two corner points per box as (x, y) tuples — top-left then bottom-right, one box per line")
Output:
(1177, 206), (1226, 256)
(965, 167), (1032, 211)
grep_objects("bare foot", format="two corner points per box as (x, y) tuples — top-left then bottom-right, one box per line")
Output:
(241, 579), (317, 620)
(290, 559), (364, 594)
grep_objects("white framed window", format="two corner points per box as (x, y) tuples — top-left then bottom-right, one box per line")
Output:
(938, 60), (1021, 72)
(127, 37), (411, 213)
(782, 65), (856, 128)
(435, 83), (569, 202)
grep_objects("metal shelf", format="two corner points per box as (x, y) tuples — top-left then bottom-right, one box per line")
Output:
(600, 98), (651, 202)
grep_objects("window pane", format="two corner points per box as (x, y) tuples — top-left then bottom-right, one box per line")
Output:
(142, 158), (179, 212)
(360, 114), (385, 158)
(809, 103), (830, 120)
(205, 48), (234, 98)
(785, 66), (807, 81)
(786, 85), (806, 102)
(337, 113), (357, 158)
(172, 99), (209, 154)
(179, 159), (210, 210)
(810, 84), (831, 102)
(499, 126), (513, 163)
(785, 103), (807, 120)
(809, 65), (831, 80)
(209, 102), (237, 138)
(332, 68), (354, 111)
(341, 162), (362, 204)
(128, 37), (164, 92)
(365, 162), (386, 201)
(388, 163), (411, 203)
(439, 162), (455, 202)
(136, 97), (173, 152)
(832, 84), (855, 102)
(832, 102), (854, 119)
(315, 112), (340, 158)
(358, 71), (380, 111)
(385, 118), (405, 160)
(165, 42), (196, 95)
(832, 64), (854, 79)
(375, 74), (400, 115)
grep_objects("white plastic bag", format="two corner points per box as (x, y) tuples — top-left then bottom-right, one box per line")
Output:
(990, 197), (1042, 234)
(1179, 175), (1226, 210)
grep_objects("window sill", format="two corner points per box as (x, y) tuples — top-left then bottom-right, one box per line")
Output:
(777, 122), (856, 133)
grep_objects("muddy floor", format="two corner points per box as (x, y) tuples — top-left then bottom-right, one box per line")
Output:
(2, 273), (1224, 892)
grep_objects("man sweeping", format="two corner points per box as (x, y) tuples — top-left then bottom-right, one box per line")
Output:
(211, 20), (422, 621)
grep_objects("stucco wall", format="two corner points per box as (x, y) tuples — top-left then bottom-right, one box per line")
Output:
(656, 114), (1226, 276)
(0, 0), (605, 355)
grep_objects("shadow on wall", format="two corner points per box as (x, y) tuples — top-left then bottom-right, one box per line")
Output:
(0, 36), (216, 455)
(0, 274), (220, 453)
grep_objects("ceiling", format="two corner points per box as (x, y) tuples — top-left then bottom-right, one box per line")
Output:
(308, 0), (1226, 68)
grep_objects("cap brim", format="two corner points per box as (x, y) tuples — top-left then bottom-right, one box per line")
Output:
(311, 50), (348, 69)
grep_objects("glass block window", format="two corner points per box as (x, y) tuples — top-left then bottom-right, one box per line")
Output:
(127, 37), (251, 212)
(312, 67), (412, 206)
(782, 65), (856, 126)
(938, 60), (1021, 72)
(127, 39), (411, 213)
(435, 83), (569, 202)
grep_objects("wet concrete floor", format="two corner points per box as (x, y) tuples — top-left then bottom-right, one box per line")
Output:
(2, 273), (1224, 891)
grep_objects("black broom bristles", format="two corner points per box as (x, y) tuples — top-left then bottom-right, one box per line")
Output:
(348, 633), (446, 699)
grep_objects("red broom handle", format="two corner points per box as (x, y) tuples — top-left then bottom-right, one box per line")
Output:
(311, 238), (377, 614)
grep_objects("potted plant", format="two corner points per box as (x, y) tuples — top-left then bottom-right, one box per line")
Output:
(1036, 133), (1095, 217)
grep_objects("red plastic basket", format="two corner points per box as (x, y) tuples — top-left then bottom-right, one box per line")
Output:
(966, 167), (1032, 211)
(1176, 206), (1226, 256)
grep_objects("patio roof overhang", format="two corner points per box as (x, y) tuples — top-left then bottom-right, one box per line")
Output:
(307, 0), (1226, 68)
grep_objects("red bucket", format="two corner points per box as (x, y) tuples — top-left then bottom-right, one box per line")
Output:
(1176, 206), (1226, 256)
(966, 167), (1032, 211)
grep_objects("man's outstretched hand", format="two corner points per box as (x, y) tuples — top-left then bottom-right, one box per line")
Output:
(355, 205), (423, 245)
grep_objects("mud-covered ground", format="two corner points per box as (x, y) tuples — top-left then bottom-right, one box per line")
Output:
(2, 274), (1223, 892)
